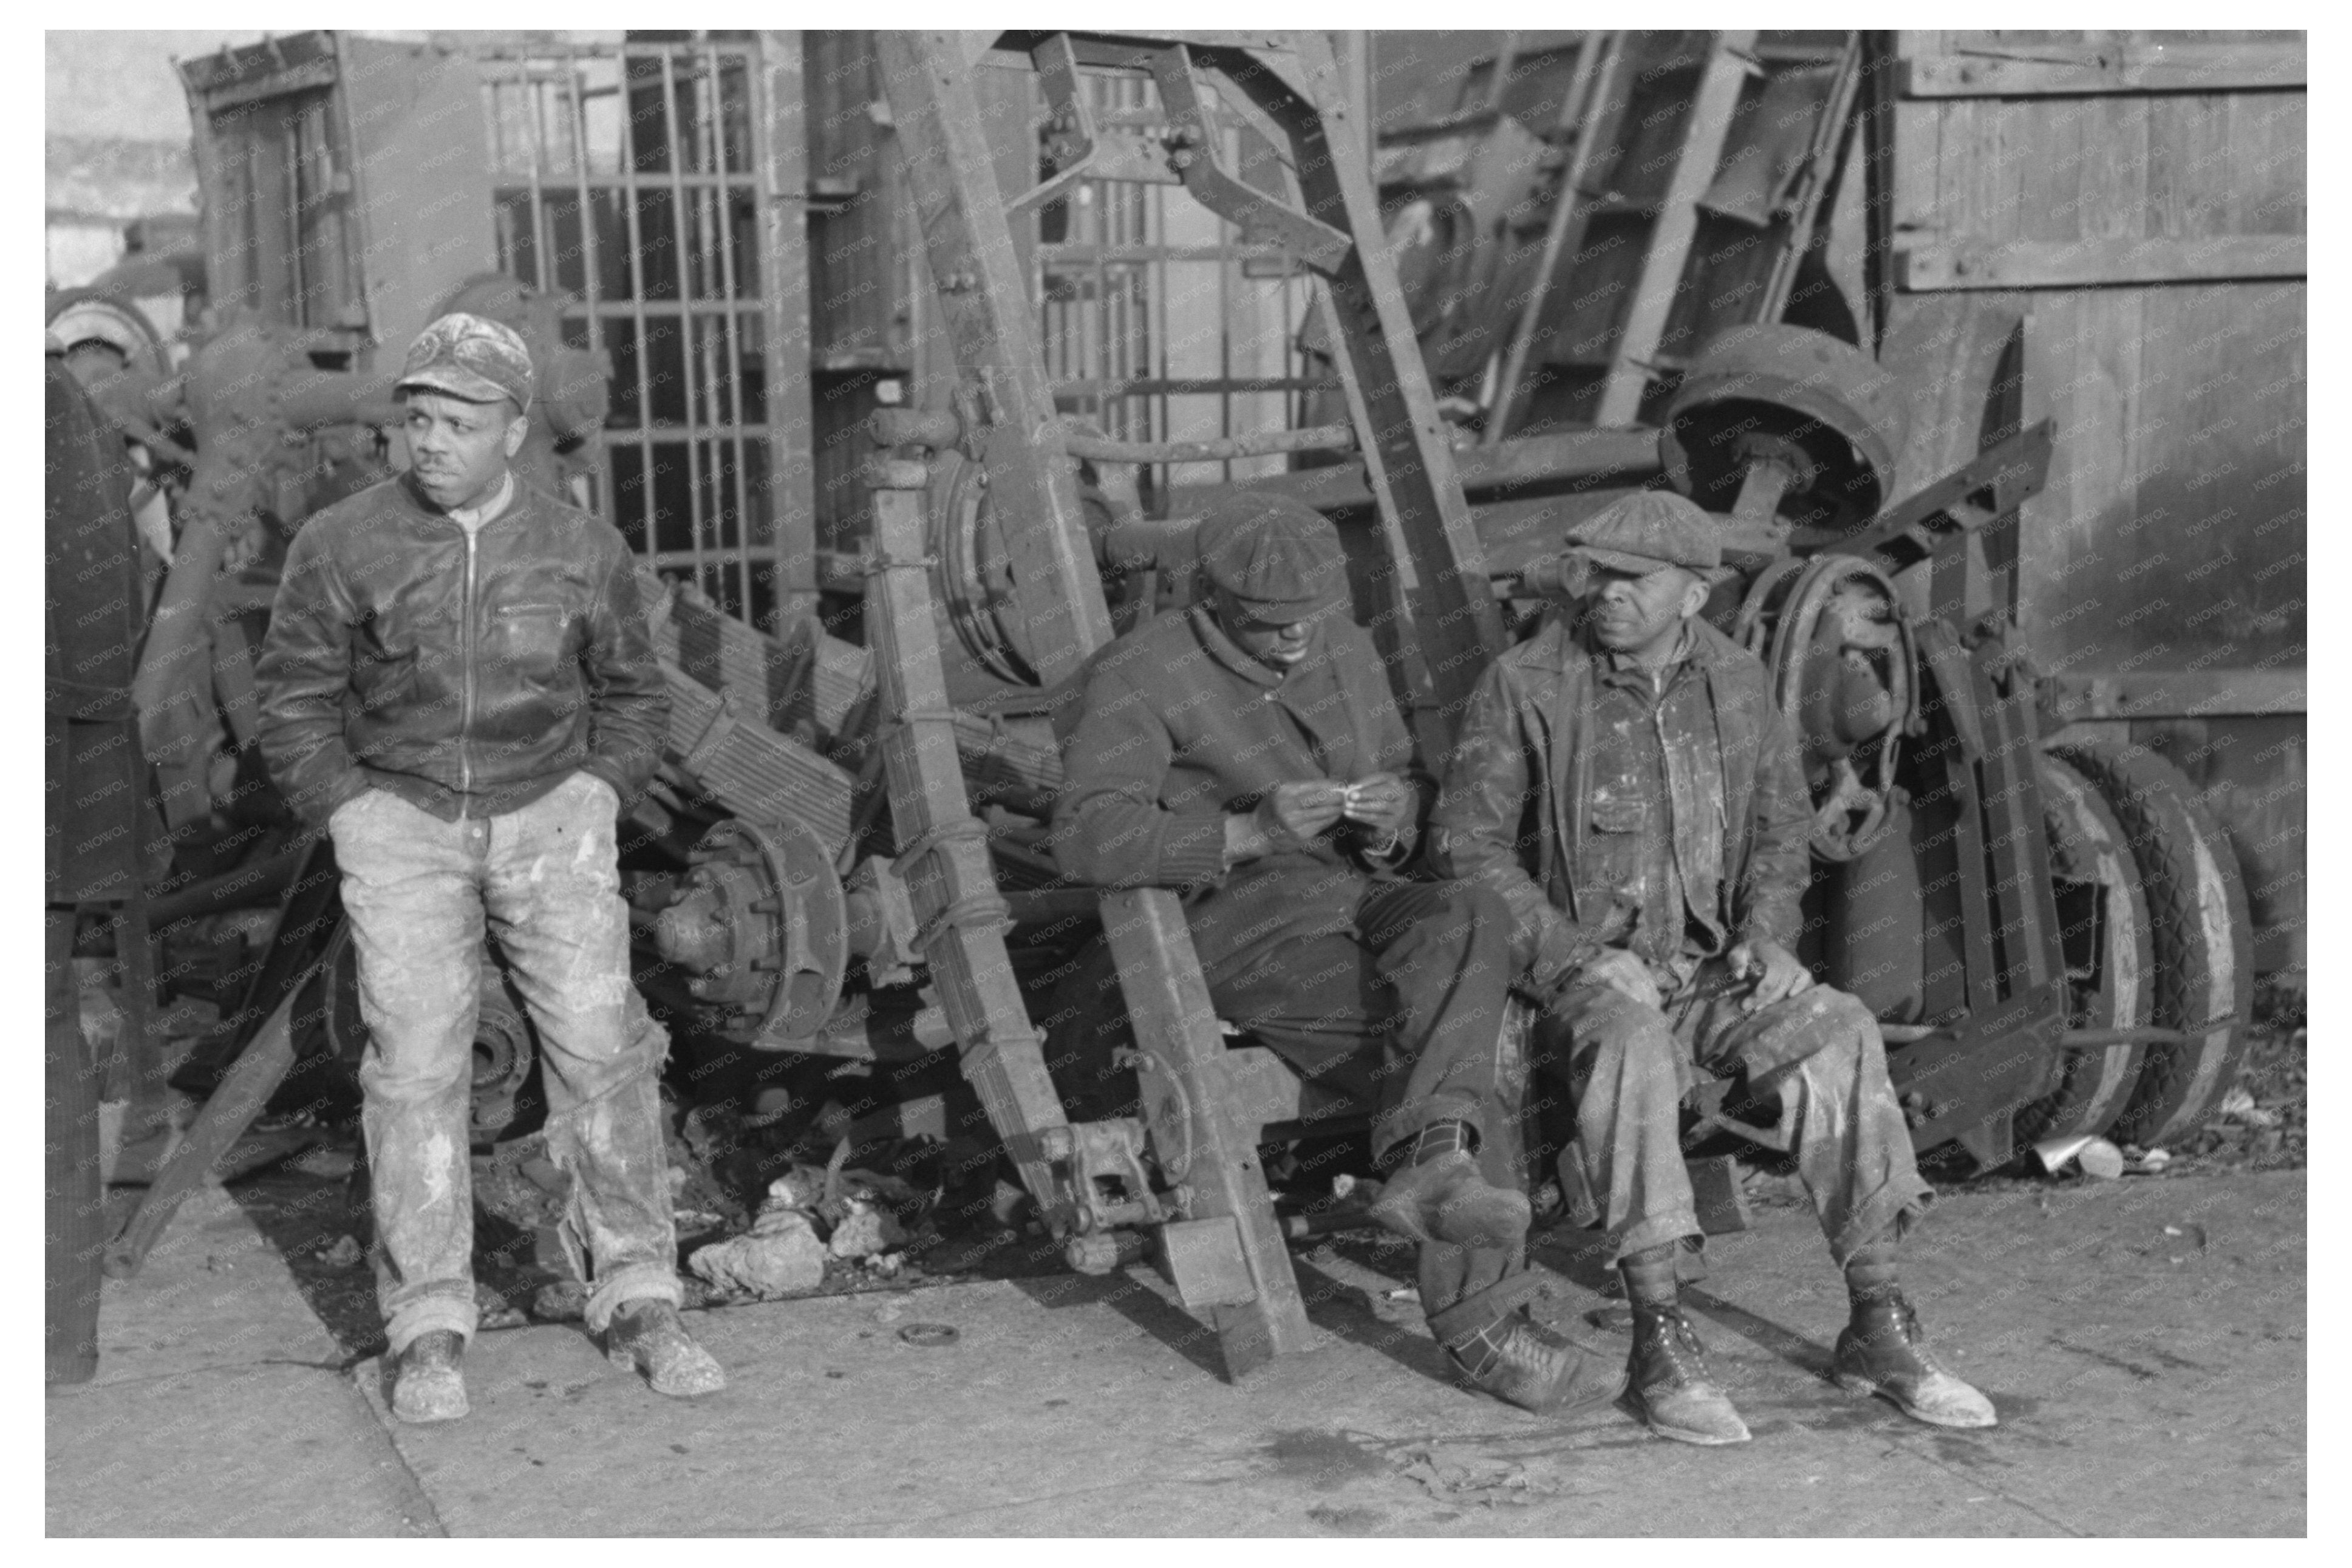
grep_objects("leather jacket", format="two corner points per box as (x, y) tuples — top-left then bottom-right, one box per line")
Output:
(1431, 612), (1813, 993)
(255, 471), (669, 830)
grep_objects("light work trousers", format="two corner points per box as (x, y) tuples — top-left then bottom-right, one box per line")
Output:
(1536, 959), (1933, 1268)
(330, 772), (680, 1353)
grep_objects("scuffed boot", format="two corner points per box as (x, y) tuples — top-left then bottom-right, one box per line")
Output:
(1427, 1267), (1627, 1417)
(1369, 1123), (1532, 1250)
(1444, 1309), (1628, 1416)
(390, 1329), (469, 1425)
(1833, 1294), (1996, 1428)
(605, 1298), (726, 1398)
(1624, 1304), (1750, 1445)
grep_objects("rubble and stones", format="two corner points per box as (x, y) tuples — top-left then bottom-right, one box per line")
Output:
(687, 1184), (828, 1299)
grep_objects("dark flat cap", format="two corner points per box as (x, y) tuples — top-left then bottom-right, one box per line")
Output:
(1567, 490), (1723, 574)
(1195, 492), (1348, 625)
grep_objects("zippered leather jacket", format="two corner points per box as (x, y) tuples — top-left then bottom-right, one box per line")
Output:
(1431, 612), (1813, 994)
(255, 471), (669, 830)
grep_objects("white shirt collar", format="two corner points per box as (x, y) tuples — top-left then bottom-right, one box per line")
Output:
(448, 472), (515, 533)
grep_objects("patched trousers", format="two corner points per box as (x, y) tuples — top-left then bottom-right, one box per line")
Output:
(330, 772), (680, 1353)
(1535, 959), (1932, 1267)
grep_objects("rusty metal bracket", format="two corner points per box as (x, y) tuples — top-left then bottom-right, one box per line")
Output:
(1146, 45), (1354, 273)
(1836, 420), (2056, 574)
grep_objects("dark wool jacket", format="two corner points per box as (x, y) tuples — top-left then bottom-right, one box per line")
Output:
(1051, 605), (1425, 970)
(255, 471), (669, 830)
(47, 358), (161, 903)
(1431, 612), (1813, 990)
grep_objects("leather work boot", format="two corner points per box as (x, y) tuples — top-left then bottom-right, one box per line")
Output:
(605, 1299), (726, 1398)
(1832, 1294), (1997, 1428)
(1624, 1304), (1750, 1445)
(1369, 1126), (1532, 1250)
(1444, 1308), (1628, 1417)
(390, 1329), (469, 1425)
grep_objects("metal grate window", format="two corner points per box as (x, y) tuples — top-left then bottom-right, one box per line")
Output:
(1032, 69), (1323, 499)
(474, 38), (786, 632)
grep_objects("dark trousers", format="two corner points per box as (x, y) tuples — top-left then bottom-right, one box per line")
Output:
(1045, 879), (1520, 1162)
(47, 907), (103, 1383)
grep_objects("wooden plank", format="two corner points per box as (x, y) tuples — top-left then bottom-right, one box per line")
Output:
(1899, 39), (2305, 98)
(1162, 426), (1661, 517)
(1593, 30), (1757, 426)
(1896, 234), (2305, 289)
(1282, 31), (1505, 723)
(1485, 32), (1624, 443)
(760, 33), (819, 629)
(106, 979), (305, 1277)
(864, 474), (1079, 1231)
(2044, 669), (2306, 721)
(1103, 889), (1317, 1374)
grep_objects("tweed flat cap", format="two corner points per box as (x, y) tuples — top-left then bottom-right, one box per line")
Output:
(1196, 493), (1348, 625)
(1567, 489), (1723, 574)
(397, 312), (535, 409)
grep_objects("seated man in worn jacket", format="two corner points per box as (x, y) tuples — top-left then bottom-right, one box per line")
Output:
(1048, 493), (1620, 1417)
(255, 313), (720, 1423)
(1434, 491), (1996, 1446)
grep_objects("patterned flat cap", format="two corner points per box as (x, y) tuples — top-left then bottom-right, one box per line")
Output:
(396, 312), (536, 409)
(1567, 489), (1724, 574)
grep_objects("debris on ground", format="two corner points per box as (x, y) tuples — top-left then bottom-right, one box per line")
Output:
(475, 1281), (529, 1330)
(1393, 1444), (1564, 1508)
(688, 1183), (829, 1299)
(533, 1280), (588, 1323)
(316, 1233), (364, 1269)
(2167, 1021), (2306, 1173)
(827, 1199), (908, 1261)
(2035, 1134), (2125, 1179)
(896, 1322), (959, 1347)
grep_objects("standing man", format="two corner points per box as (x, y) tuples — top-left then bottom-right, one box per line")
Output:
(256, 313), (720, 1422)
(1049, 493), (1622, 1417)
(1434, 491), (1996, 1445)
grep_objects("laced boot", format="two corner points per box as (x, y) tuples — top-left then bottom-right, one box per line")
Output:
(1427, 1268), (1627, 1417)
(390, 1329), (469, 1425)
(1832, 1292), (1996, 1428)
(1368, 1122), (1532, 1250)
(605, 1299), (726, 1398)
(1624, 1303), (1750, 1445)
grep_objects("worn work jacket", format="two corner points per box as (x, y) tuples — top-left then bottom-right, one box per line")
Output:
(256, 471), (669, 830)
(46, 357), (163, 903)
(1051, 605), (1424, 972)
(1432, 613), (1813, 990)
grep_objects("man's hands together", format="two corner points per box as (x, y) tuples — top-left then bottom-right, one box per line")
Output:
(1550, 938), (1812, 1015)
(1228, 774), (1413, 864)
(1727, 937), (1813, 1012)
(1227, 780), (1346, 862)
(1338, 771), (1413, 840)
(1570, 947), (1663, 1011)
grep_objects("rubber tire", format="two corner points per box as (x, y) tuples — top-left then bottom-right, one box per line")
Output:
(47, 907), (104, 1384)
(2012, 754), (2153, 1146)
(2049, 739), (2255, 1148)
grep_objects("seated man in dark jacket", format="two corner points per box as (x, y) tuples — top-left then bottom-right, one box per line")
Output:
(256, 313), (720, 1423)
(1048, 493), (1619, 1416)
(1434, 490), (1996, 1446)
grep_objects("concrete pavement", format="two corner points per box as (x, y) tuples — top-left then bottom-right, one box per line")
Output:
(48, 1170), (2305, 1535)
